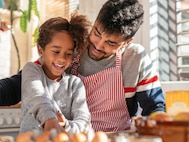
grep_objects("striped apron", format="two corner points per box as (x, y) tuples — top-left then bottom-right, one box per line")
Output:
(71, 46), (131, 132)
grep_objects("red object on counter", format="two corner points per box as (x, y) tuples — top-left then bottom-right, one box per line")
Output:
(0, 21), (10, 31)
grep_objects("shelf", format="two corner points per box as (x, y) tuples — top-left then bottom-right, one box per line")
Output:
(178, 65), (189, 68)
(179, 72), (189, 80)
(177, 20), (189, 25)
(176, 8), (189, 13)
(177, 31), (189, 35)
(176, 43), (189, 46)
(177, 54), (189, 57)
(176, 0), (185, 2)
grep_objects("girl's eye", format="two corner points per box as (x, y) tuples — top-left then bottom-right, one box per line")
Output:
(53, 51), (60, 54)
(66, 52), (73, 56)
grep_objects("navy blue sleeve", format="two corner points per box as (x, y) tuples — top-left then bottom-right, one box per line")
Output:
(126, 87), (165, 117)
(0, 71), (22, 106)
(126, 96), (138, 117)
(136, 87), (165, 116)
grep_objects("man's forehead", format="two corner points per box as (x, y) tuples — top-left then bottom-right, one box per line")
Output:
(94, 22), (125, 42)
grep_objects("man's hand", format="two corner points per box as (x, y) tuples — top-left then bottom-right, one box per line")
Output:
(43, 118), (64, 133)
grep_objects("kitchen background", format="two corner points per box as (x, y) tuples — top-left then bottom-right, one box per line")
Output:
(0, 0), (189, 81)
(0, 0), (189, 137)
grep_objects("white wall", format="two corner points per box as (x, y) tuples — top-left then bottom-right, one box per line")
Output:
(78, 0), (106, 23)
(0, 30), (11, 79)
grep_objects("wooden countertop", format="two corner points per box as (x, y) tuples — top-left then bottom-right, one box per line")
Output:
(0, 102), (21, 108)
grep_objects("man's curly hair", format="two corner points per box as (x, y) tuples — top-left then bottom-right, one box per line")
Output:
(96, 0), (144, 40)
(37, 14), (91, 51)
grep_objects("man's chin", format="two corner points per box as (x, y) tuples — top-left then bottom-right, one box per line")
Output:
(88, 52), (103, 61)
(88, 48), (104, 61)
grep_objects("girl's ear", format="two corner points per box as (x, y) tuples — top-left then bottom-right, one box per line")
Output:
(37, 45), (43, 56)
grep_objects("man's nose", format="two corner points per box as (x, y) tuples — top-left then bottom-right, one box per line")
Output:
(95, 39), (105, 51)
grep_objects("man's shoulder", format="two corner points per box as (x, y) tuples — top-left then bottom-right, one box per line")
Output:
(123, 43), (145, 53)
(121, 43), (146, 61)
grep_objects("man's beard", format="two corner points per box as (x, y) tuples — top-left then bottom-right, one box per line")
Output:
(87, 38), (106, 61)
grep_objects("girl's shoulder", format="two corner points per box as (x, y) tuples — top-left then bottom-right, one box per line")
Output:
(63, 72), (82, 82)
(22, 62), (43, 75)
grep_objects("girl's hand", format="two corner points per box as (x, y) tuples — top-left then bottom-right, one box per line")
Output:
(43, 118), (64, 133)
(57, 111), (66, 128)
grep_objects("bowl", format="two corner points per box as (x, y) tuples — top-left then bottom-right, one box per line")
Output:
(135, 117), (189, 142)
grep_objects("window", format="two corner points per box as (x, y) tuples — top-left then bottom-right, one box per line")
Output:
(176, 0), (189, 80)
(146, 0), (189, 81)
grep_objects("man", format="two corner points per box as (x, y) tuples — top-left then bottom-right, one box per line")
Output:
(0, 0), (165, 132)
(0, 71), (21, 105)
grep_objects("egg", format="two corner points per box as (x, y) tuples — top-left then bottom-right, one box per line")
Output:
(15, 131), (33, 142)
(52, 131), (70, 142)
(92, 131), (108, 142)
(70, 132), (87, 142)
(0, 136), (14, 142)
(35, 131), (50, 142)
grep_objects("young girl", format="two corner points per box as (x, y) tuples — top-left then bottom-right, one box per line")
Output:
(20, 14), (91, 135)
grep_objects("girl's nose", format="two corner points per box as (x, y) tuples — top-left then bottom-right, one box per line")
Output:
(58, 54), (66, 62)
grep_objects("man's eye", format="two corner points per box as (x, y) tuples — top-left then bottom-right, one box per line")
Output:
(107, 41), (116, 47)
(94, 30), (101, 37)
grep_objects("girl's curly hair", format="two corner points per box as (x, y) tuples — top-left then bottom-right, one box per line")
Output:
(37, 13), (91, 51)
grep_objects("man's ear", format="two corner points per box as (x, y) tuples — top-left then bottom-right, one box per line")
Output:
(125, 37), (134, 45)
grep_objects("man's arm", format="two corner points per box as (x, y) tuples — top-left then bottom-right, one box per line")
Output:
(0, 71), (22, 106)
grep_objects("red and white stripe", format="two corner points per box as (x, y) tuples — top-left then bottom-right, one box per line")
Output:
(71, 48), (131, 132)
